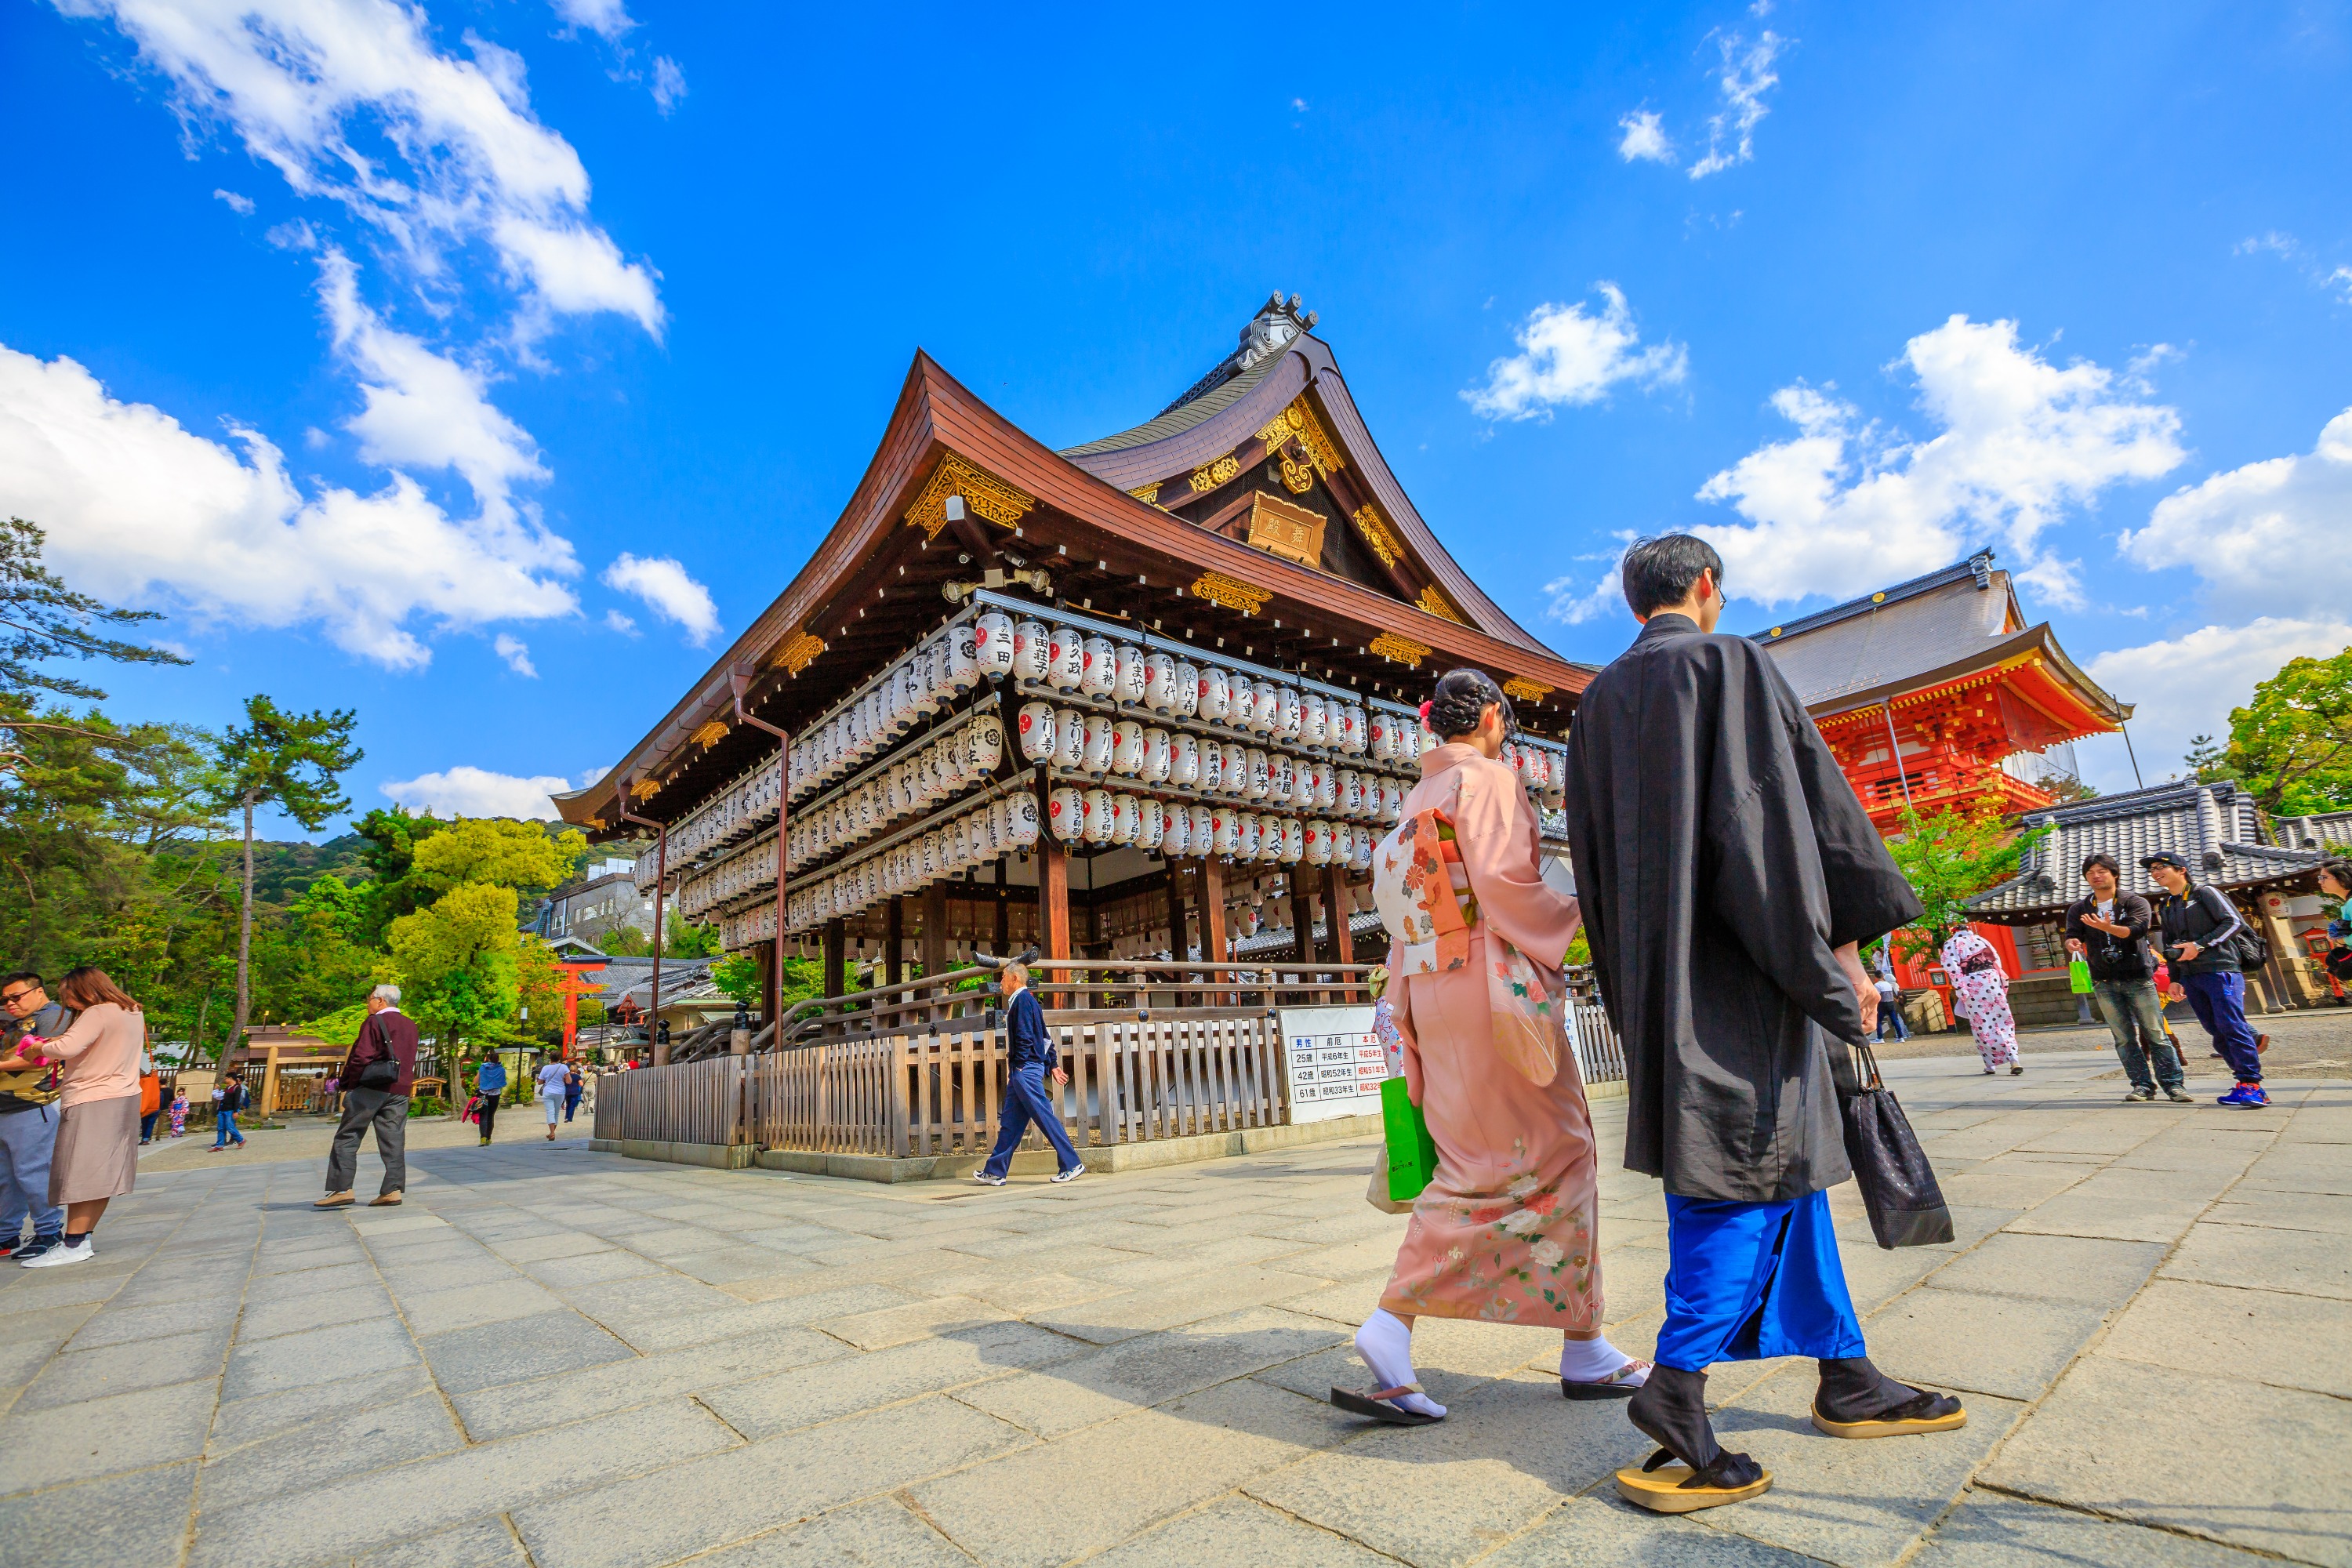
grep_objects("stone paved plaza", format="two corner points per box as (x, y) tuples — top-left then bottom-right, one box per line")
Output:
(0, 1050), (2347, 1568)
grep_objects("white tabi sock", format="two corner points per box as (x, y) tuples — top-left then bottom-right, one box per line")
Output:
(1559, 1334), (1648, 1386)
(1354, 1309), (1446, 1417)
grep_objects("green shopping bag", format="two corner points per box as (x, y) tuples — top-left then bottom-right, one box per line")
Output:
(2068, 957), (2094, 995)
(1381, 1076), (1440, 1204)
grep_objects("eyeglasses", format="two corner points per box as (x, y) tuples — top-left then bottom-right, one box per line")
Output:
(0, 989), (34, 1007)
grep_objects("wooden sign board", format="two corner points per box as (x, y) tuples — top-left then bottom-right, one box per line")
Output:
(1246, 492), (1327, 569)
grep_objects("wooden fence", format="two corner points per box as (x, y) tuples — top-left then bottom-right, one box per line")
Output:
(594, 982), (1626, 1162)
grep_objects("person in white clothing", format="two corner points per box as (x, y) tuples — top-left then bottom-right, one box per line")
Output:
(535, 1056), (572, 1141)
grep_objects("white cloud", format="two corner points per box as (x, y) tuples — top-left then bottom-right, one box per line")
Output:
(602, 553), (717, 644)
(0, 342), (578, 668)
(1688, 30), (1786, 180)
(63, 0), (662, 336)
(380, 764), (572, 819)
(603, 608), (639, 636)
(550, 0), (634, 42)
(651, 56), (686, 114)
(212, 187), (252, 213)
(318, 250), (547, 522)
(493, 633), (537, 677)
(2087, 617), (2352, 785)
(1693, 315), (2185, 607)
(2119, 408), (2352, 621)
(1464, 285), (1687, 421)
(1616, 110), (1674, 164)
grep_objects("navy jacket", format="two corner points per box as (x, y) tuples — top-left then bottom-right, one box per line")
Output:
(1004, 987), (1056, 1072)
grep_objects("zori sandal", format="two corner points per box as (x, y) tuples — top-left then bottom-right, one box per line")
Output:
(1562, 1359), (1651, 1401)
(1811, 1389), (1966, 1439)
(1614, 1447), (1771, 1513)
(1329, 1385), (1445, 1426)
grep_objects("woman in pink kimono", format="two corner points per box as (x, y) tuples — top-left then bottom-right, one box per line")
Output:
(1942, 927), (2020, 1075)
(1341, 670), (1648, 1426)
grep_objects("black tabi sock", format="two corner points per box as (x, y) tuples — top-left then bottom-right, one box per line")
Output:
(1816, 1356), (1925, 1421)
(62, 1231), (90, 1247)
(1627, 1364), (1722, 1470)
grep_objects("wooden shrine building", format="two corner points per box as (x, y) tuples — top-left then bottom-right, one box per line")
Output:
(554, 296), (1588, 1038)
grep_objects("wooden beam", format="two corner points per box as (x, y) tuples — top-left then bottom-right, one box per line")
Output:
(885, 897), (904, 988)
(757, 938), (778, 1028)
(1322, 865), (1354, 965)
(823, 919), (846, 1000)
(993, 859), (1010, 953)
(1040, 842), (1071, 1007)
(1291, 880), (1317, 967)
(921, 881), (949, 1017)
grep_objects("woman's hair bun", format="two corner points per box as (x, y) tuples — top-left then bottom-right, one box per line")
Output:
(1426, 668), (1514, 740)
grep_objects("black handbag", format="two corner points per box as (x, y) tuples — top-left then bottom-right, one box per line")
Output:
(1835, 1038), (1955, 1250)
(354, 1018), (401, 1091)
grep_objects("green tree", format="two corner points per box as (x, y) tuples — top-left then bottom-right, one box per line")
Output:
(665, 908), (720, 957)
(0, 517), (187, 702)
(215, 696), (362, 1051)
(390, 881), (523, 1047)
(349, 804), (446, 941)
(2183, 733), (2228, 785)
(408, 816), (584, 898)
(2220, 648), (2352, 813)
(1884, 804), (2053, 962)
(600, 924), (648, 957)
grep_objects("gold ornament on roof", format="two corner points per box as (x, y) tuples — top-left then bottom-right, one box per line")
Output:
(630, 775), (662, 800)
(1189, 455), (1242, 494)
(1350, 502), (1403, 569)
(1370, 631), (1432, 667)
(1128, 483), (1162, 506)
(774, 630), (827, 674)
(689, 720), (730, 749)
(1416, 584), (1468, 624)
(1501, 677), (1553, 702)
(1189, 572), (1272, 614)
(904, 453), (1034, 537)
(1257, 397), (1345, 477)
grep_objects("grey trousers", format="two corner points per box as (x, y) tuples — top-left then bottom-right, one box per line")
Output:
(325, 1089), (409, 1196)
(2091, 979), (2184, 1091)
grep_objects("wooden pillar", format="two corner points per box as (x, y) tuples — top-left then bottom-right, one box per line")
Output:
(921, 881), (949, 1018)
(1040, 841), (1071, 1008)
(823, 918), (846, 1000)
(993, 858), (1011, 953)
(1290, 880), (1317, 1002)
(757, 939), (778, 1029)
(1198, 857), (1229, 1004)
(885, 898), (905, 988)
(1322, 865), (1355, 965)
(1165, 867), (1189, 1006)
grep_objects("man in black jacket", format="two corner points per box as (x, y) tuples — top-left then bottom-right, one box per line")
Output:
(2143, 851), (2267, 1108)
(2063, 855), (2189, 1103)
(315, 984), (419, 1207)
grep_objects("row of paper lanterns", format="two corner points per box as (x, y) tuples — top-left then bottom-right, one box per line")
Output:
(782, 609), (1421, 805)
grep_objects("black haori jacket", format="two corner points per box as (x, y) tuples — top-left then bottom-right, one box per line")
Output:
(1563, 614), (1922, 1203)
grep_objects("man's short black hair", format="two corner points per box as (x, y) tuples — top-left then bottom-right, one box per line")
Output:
(0, 971), (43, 993)
(1621, 535), (1726, 619)
(2080, 853), (2121, 880)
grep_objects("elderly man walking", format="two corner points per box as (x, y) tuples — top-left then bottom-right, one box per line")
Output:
(1563, 535), (1964, 1514)
(314, 985), (418, 1209)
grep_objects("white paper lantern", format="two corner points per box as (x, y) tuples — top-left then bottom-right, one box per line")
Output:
(1054, 708), (1087, 772)
(1279, 818), (1305, 862)
(1211, 808), (1240, 856)
(1080, 636), (1119, 699)
(1301, 692), (1330, 747)
(1047, 626), (1085, 691)
(1304, 819), (1332, 865)
(1112, 720), (1145, 775)
(1047, 786), (1082, 842)
(1141, 728), (1172, 783)
(1136, 797), (1165, 851)
(1243, 748), (1271, 801)
(1274, 685), (1301, 739)
(975, 609), (1015, 676)
(1189, 804), (1217, 856)
(1115, 644), (1149, 706)
(1143, 652), (1178, 712)
(1163, 804), (1191, 858)
(1083, 712), (1117, 774)
(1017, 701), (1057, 763)
(1013, 618), (1051, 682)
(1170, 731), (1200, 787)
(1109, 792), (1138, 844)
(1338, 703), (1367, 754)
(1197, 738), (1224, 793)
(1198, 666), (1231, 723)
(1004, 792), (1040, 846)
(967, 713), (1004, 775)
(1082, 787), (1114, 844)
(1236, 813), (1262, 859)
(1221, 742), (1249, 797)
(1173, 662), (1201, 718)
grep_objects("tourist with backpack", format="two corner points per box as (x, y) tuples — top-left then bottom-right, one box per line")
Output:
(2064, 854), (2190, 1104)
(2143, 851), (2267, 1107)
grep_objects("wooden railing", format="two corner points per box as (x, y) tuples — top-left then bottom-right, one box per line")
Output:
(593, 1055), (750, 1146)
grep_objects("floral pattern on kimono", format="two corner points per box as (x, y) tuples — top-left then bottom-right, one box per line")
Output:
(1942, 927), (2018, 1068)
(1379, 743), (1602, 1330)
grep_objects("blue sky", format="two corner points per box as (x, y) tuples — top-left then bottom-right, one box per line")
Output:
(5, 0), (2350, 833)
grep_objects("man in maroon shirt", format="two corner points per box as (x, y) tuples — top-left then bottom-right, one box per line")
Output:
(315, 984), (419, 1209)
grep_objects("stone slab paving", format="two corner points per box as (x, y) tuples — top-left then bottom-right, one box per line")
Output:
(0, 1051), (2346, 1567)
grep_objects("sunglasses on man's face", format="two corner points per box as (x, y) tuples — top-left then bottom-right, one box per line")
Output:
(1, 989), (34, 1008)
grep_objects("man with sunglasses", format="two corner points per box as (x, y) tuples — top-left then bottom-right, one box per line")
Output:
(0, 972), (70, 1261)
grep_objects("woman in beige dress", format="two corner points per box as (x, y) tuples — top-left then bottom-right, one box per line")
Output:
(1343, 670), (1647, 1425)
(0, 966), (146, 1268)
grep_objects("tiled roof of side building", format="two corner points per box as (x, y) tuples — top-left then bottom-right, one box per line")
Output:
(1964, 779), (2327, 921)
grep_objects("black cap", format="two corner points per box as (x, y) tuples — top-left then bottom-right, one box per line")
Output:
(2140, 851), (2188, 871)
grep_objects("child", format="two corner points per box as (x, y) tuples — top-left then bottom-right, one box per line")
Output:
(169, 1086), (188, 1138)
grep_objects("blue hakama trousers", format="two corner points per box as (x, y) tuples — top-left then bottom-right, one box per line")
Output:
(1655, 1189), (1867, 1371)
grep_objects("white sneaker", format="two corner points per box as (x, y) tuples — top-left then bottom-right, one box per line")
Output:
(22, 1237), (93, 1268)
(1051, 1166), (1083, 1183)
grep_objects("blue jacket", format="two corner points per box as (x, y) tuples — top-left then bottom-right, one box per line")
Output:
(1004, 987), (1055, 1073)
(477, 1060), (508, 1094)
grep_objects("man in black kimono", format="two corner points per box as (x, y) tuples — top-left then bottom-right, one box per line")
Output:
(1563, 535), (1965, 1512)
